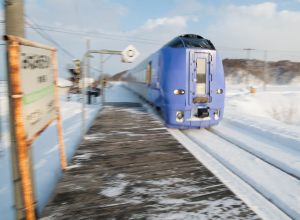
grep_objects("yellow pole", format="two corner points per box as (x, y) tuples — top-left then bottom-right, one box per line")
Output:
(52, 50), (67, 170)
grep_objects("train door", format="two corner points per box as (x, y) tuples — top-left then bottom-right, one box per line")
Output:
(146, 62), (152, 85)
(189, 51), (212, 107)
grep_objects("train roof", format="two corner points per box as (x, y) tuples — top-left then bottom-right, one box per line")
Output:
(164, 34), (215, 50)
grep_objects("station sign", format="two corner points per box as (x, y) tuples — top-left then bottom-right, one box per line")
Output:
(5, 35), (67, 220)
(20, 45), (56, 140)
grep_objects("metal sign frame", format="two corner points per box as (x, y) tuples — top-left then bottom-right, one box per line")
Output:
(5, 35), (67, 220)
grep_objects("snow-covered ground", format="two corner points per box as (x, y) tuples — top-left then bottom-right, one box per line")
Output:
(224, 83), (300, 152)
(126, 80), (300, 219)
(0, 81), (101, 218)
(33, 93), (101, 214)
(226, 84), (300, 127)
(172, 82), (300, 220)
(2, 80), (300, 219)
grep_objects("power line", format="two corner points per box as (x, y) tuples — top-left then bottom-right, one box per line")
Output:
(25, 16), (76, 59)
(1, 3), (77, 59)
(2, 8), (77, 59)
(5, 18), (300, 55)
(16, 23), (300, 53)
(25, 24), (161, 45)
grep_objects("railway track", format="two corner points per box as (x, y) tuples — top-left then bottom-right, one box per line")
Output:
(130, 86), (300, 220)
(168, 123), (300, 220)
(210, 121), (300, 180)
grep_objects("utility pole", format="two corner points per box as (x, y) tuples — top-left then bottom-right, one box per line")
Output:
(243, 48), (255, 88)
(263, 50), (268, 91)
(243, 48), (255, 60)
(81, 49), (122, 138)
(80, 46), (139, 139)
(81, 57), (86, 138)
(99, 54), (112, 105)
(5, 0), (25, 36)
(86, 39), (90, 80)
(80, 39), (91, 138)
(5, 1), (27, 219)
(100, 54), (103, 80)
(100, 54), (104, 104)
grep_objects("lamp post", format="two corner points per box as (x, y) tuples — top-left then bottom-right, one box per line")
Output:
(99, 54), (113, 103)
(80, 46), (139, 138)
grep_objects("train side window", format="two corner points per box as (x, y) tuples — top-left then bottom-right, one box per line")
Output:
(146, 62), (152, 84)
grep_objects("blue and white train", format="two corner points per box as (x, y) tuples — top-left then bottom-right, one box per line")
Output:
(126, 34), (225, 129)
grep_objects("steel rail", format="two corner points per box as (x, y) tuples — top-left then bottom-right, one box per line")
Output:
(208, 128), (300, 181)
(180, 128), (296, 220)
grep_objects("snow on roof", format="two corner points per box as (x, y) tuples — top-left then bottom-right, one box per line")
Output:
(79, 77), (95, 85)
(58, 78), (72, 87)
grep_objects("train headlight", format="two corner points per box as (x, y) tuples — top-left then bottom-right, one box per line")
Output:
(176, 111), (184, 122)
(174, 89), (185, 95)
(216, 89), (223, 94)
(214, 110), (220, 120)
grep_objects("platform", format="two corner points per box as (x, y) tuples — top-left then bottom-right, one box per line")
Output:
(41, 84), (258, 219)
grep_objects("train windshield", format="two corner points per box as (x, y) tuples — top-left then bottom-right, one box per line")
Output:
(165, 35), (216, 50)
(181, 37), (215, 50)
(166, 38), (185, 48)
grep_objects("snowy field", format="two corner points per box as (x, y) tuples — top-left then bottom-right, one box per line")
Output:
(226, 84), (300, 127)
(224, 83), (300, 152)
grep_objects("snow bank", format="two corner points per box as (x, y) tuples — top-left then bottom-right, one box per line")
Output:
(225, 69), (264, 86)
(225, 84), (300, 126)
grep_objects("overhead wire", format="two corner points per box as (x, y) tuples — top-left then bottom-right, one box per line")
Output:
(1, 13), (297, 53)
(4, 20), (300, 54)
(25, 16), (76, 59)
(1, 0), (300, 58)
(1, 2), (300, 55)
(25, 24), (161, 45)
(2, 0), (76, 59)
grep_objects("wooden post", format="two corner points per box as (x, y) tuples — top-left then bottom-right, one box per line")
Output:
(52, 51), (67, 170)
(5, 1), (26, 219)
(8, 40), (36, 220)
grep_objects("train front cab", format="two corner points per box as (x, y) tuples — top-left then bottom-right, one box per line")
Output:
(164, 47), (225, 129)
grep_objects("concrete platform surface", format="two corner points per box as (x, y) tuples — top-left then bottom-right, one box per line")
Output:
(41, 102), (259, 219)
